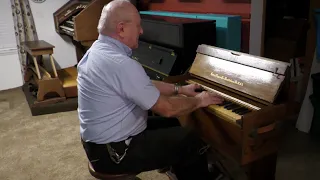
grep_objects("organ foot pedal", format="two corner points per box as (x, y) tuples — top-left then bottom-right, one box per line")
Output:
(22, 40), (66, 107)
(57, 66), (78, 98)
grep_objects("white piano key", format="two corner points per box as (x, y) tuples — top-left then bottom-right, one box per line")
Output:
(60, 25), (74, 32)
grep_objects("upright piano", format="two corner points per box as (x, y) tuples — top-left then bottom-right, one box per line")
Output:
(165, 44), (292, 180)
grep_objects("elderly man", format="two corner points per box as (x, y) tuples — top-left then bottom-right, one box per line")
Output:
(77, 0), (223, 179)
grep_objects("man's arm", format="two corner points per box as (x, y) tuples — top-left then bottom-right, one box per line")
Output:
(150, 92), (223, 118)
(152, 80), (179, 96)
(152, 80), (203, 97)
(114, 59), (222, 116)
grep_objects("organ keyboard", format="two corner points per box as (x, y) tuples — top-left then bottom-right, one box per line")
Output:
(54, 0), (110, 44)
(57, 4), (87, 37)
(165, 44), (292, 180)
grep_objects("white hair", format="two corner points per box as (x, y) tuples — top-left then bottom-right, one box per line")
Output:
(97, 0), (134, 34)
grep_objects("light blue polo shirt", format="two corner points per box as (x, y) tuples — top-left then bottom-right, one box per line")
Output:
(77, 34), (160, 144)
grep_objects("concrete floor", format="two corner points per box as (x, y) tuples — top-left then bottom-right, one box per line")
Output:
(0, 87), (320, 180)
(276, 126), (320, 180)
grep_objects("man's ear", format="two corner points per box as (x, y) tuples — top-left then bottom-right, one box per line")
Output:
(117, 22), (125, 37)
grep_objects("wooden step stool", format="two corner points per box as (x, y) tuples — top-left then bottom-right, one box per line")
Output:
(23, 40), (66, 106)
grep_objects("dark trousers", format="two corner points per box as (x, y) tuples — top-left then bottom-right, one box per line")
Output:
(81, 116), (212, 180)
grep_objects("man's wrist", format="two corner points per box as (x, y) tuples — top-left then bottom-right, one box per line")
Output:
(174, 83), (182, 95)
(194, 96), (203, 109)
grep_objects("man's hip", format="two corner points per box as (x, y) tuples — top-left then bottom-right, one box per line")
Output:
(80, 116), (212, 179)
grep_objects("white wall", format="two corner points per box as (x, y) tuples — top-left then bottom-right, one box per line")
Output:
(0, 50), (24, 91)
(0, 1), (23, 91)
(29, 0), (77, 69)
(0, 0), (78, 91)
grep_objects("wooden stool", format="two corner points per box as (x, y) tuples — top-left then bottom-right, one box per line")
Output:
(88, 162), (139, 180)
(22, 40), (66, 105)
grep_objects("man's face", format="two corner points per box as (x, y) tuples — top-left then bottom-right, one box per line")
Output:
(119, 12), (143, 49)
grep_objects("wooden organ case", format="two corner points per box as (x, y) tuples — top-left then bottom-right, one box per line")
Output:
(165, 44), (292, 180)
(53, 0), (112, 50)
(53, 0), (112, 98)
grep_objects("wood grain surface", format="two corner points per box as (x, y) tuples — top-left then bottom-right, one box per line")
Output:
(189, 53), (286, 103)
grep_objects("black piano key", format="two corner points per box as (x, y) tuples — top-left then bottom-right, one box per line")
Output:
(218, 100), (228, 106)
(235, 109), (249, 115)
(223, 101), (233, 107)
(233, 107), (248, 113)
(238, 109), (252, 115)
(232, 107), (247, 113)
(223, 104), (233, 109)
(225, 104), (239, 110)
(231, 104), (241, 110)
(195, 88), (206, 92)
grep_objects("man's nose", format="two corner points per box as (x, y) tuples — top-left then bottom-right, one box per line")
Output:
(140, 28), (143, 35)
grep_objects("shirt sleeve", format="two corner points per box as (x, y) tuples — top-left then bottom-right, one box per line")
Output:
(114, 59), (160, 110)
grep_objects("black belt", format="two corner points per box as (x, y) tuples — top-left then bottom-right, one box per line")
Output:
(81, 137), (132, 164)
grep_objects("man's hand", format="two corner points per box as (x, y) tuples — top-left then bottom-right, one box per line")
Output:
(180, 84), (204, 97)
(195, 91), (224, 107)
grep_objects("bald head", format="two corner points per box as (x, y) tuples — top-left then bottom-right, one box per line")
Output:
(97, 0), (138, 34)
(97, 0), (143, 49)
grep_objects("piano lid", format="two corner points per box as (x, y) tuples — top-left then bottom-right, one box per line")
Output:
(188, 44), (291, 104)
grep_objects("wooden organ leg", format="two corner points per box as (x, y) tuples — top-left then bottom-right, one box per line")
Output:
(32, 56), (41, 79)
(49, 54), (58, 77)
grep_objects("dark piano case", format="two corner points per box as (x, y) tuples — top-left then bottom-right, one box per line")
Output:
(132, 14), (216, 80)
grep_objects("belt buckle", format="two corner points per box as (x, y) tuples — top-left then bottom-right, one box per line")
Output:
(106, 138), (131, 164)
(199, 144), (211, 155)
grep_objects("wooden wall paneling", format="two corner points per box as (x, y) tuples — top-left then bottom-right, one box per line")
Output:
(150, 0), (164, 3)
(223, 0), (251, 3)
(179, 0), (202, 2)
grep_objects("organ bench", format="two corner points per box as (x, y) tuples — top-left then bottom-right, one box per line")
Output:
(23, 40), (66, 106)
(22, 40), (78, 116)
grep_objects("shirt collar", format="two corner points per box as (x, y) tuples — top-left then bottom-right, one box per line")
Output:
(98, 34), (132, 56)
